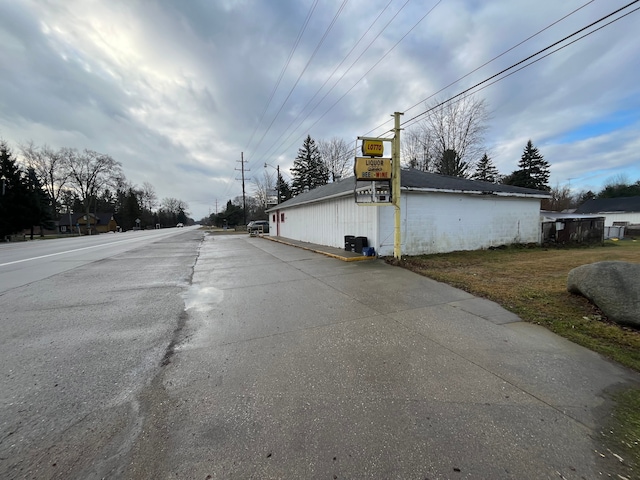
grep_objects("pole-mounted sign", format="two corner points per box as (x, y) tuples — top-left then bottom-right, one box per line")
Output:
(354, 157), (392, 181)
(361, 139), (384, 157)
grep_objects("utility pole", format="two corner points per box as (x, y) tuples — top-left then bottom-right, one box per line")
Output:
(236, 152), (250, 225)
(276, 165), (280, 204)
(392, 111), (403, 260)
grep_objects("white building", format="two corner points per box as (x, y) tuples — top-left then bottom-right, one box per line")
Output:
(575, 196), (640, 226)
(267, 169), (550, 256)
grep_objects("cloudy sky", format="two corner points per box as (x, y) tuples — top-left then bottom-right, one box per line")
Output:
(1, 0), (638, 220)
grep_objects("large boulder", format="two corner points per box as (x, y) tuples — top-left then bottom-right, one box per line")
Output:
(567, 261), (640, 328)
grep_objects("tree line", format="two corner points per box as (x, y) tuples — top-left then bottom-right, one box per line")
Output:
(0, 139), (191, 240)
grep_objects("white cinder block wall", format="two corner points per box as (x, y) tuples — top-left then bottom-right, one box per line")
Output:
(271, 191), (542, 256)
(376, 192), (542, 256)
(273, 196), (378, 249)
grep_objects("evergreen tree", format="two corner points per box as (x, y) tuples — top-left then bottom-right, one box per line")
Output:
(118, 188), (142, 230)
(277, 172), (293, 203)
(502, 140), (550, 190)
(0, 140), (31, 239)
(471, 153), (500, 183)
(502, 169), (534, 188)
(437, 149), (470, 178)
(291, 135), (328, 195)
(597, 179), (640, 198)
(24, 168), (55, 239)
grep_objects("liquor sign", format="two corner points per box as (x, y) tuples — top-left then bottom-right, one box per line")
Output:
(354, 157), (392, 181)
(361, 139), (384, 157)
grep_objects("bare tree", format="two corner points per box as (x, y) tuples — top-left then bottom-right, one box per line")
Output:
(20, 141), (69, 216)
(140, 181), (158, 212)
(541, 184), (575, 211)
(160, 197), (189, 216)
(318, 137), (352, 182)
(252, 170), (275, 209)
(418, 95), (489, 177)
(401, 125), (437, 171)
(65, 148), (124, 234)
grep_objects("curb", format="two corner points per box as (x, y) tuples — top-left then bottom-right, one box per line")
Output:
(260, 236), (376, 262)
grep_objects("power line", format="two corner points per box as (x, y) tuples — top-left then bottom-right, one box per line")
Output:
(243, 0), (318, 153)
(244, 0), (350, 167)
(364, 0), (598, 137)
(251, 0), (406, 171)
(341, 1), (640, 168)
(270, 0), (444, 168)
(399, 0), (640, 129)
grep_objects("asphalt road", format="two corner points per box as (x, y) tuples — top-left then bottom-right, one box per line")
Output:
(1, 230), (639, 479)
(0, 227), (202, 479)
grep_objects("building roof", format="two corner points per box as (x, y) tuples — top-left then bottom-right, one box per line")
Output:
(269, 168), (550, 211)
(575, 196), (640, 214)
(540, 211), (605, 221)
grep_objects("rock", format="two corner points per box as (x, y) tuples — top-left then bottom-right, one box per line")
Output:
(567, 261), (640, 328)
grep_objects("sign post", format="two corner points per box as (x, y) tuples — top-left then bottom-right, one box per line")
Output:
(354, 112), (403, 258)
(392, 112), (403, 260)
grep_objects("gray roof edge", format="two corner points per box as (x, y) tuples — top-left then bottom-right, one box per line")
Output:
(268, 169), (550, 211)
(403, 186), (550, 199)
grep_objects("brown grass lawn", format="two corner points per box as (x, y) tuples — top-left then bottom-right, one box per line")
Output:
(396, 240), (640, 372)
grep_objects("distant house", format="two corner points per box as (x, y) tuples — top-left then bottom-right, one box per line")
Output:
(575, 196), (640, 226)
(58, 213), (118, 234)
(540, 211), (604, 245)
(266, 168), (550, 256)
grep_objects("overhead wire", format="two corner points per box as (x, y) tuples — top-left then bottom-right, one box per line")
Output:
(220, 0), (319, 202)
(363, 0), (598, 137)
(244, 0), (350, 167)
(253, 0), (408, 169)
(243, 0), (318, 153)
(335, 1), (640, 169)
(270, 0), (444, 168)
(398, 0), (640, 130)
(222, 0), (346, 202)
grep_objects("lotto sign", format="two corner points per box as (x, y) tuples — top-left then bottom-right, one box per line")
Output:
(361, 139), (384, 157)
(354, 157), (392, 180)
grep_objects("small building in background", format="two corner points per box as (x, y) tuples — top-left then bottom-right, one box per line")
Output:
(575, 196), (640, 226)
(58, 213), (118, 234)
(540, 212), (605, 245)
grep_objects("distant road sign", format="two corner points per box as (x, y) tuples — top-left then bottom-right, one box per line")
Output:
(354, 157), (392, 180)
(361, 139), (384, 157)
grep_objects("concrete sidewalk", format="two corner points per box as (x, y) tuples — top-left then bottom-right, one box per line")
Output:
(263, 234), (376, 262)
(140, 233), (640, 479)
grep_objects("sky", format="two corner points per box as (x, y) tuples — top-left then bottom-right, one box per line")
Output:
(0, 0), (638, 220)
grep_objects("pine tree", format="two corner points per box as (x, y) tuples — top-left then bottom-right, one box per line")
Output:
(291, 135), (328, 195)
(276, 172), (292, 203)
(471, 153), (500, 183)
(437, 149), (470, 178)
(502, 140), (550, 190)
(24, 167), (55, 239)
(0, 140), (32, 238)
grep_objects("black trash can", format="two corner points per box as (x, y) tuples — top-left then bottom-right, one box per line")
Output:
(354, 236), (368, 254)
(344, 235), (355, 252)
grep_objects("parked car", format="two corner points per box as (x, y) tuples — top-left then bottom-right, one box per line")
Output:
(248, 220), (269, 234)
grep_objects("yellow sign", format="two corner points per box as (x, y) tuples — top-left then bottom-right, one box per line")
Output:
(362, 139), (384, 157)
(354, 157), (392, 180)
